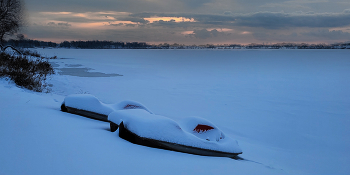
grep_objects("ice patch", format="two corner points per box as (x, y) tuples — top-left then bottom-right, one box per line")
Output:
(58, 68), (122, 77)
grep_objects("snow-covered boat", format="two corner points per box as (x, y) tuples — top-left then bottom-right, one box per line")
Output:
(109, 111), (242, 158)
(61, 94), (152, 121)
(61, 94), (242, 157)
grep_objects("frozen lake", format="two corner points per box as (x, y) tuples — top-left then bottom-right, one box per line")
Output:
(43, 49), (350, 120)
(1, 49), (349, 175)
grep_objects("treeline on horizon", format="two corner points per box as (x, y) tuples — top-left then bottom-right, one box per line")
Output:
(3, 38), (350, 49)
(4, 39), (148, 49)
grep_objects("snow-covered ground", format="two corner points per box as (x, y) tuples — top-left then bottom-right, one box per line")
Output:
(1, 49), (349, 175)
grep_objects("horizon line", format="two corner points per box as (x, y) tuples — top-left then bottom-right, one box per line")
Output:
(8, 37), (350, 46)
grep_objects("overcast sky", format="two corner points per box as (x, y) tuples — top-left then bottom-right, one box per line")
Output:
(22, 0), (350, 44)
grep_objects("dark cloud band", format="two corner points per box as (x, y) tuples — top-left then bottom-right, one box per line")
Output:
(131, 10), (350, 29)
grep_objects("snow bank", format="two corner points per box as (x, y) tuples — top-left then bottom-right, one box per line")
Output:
(3, 49), (349, 174)
(108, 110), (242, 154)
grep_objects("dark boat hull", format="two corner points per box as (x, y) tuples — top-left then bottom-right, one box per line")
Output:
(61, 103), (109, 122)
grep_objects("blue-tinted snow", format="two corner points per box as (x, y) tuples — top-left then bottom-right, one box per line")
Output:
(1, 49), (349, 175)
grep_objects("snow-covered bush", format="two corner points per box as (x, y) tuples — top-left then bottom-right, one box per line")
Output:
(0, 52), (54, 92)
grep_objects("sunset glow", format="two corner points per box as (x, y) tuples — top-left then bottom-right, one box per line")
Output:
(144, 17), (196, 23)
(241, 31), (251, 35)
(181, 31), (194, 35)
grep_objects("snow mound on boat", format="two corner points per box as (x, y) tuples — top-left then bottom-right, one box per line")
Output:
(63, 94), (152, 115)
(112, 100), (153, 114)
(108, 110), (242, 154)
(64, 94), (114, 115)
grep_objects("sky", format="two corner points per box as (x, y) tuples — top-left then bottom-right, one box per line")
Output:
(22, 0), (350, 45)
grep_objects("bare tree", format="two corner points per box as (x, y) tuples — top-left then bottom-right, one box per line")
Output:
(0, 0), (22, 44)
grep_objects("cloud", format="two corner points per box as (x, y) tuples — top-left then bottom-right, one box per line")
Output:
(25, 8), (350, 44)
(27, 0), (350, 21)
(188, 29), (221, 39)
(110, 23), (124, 27)
(301, 29), (350, 40)
(58, 23), (71, 26)
(40, 12), (117, 23)
(36, 10), (350, 32)
(52, 17), (101, 23)
(258, 0), (349, 13)
(26, 0), (190, 14)
(252, 31), (300, 42)
(109, 23), (139, 27)
(149, 20), (193, 28)
(24, 23), (83, 42)
(125, 24), (137, 27)
(130, 12), (236, 28)
(116, 17), (149, 24)
(132, 12), (236, 22)
(223, 11), (233, 15)
(131, 10), (350, 29)
(27, 0), (136, 13)
(178, 0), (212, 8)
(343, 9), (350, 13)
(233, 10), (350, 29)
(251, 29), (350, 43)
(46, 22), (72, 28)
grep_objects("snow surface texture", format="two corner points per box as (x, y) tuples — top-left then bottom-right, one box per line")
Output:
(109, 110), (242, 153)
(1, 49), (350, 175)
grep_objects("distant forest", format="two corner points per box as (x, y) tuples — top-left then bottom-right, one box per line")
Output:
(3, 38), (350, 49)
